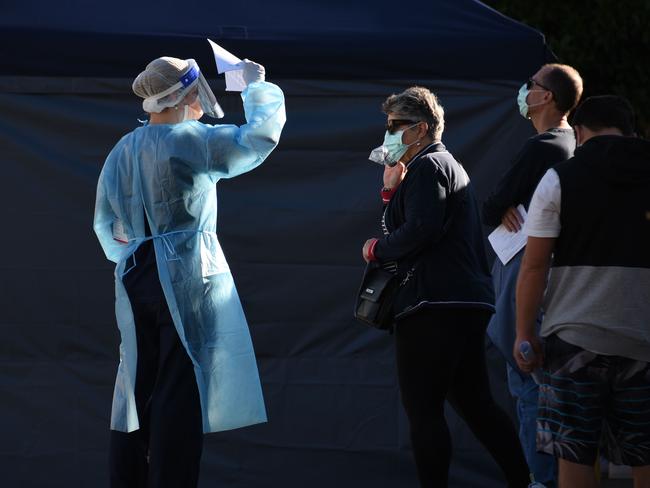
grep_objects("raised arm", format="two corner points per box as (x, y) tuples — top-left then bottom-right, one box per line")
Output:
(206, 81), (286, 180)
(373, 162), (448, 262)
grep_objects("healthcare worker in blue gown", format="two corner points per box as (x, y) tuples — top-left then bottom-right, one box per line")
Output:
(93, 55), (286, 488)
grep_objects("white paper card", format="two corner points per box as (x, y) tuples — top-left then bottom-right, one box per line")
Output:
(487, 204), (528, 265)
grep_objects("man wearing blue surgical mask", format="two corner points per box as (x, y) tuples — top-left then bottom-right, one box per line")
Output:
(481, 63), (583, 488)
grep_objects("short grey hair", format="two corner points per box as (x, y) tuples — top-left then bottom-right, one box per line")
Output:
(382, 86), (445, 140)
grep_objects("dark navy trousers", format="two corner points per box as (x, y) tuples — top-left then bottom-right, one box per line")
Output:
(109, 241), (203, 488)
(395, 308), (531, 488)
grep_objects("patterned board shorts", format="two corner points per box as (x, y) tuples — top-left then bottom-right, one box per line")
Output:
(537, 334), (650, 466)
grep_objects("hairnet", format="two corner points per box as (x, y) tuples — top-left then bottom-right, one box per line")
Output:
(133, 57), (224, 118)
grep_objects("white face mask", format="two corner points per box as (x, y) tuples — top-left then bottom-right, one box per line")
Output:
(517, 83), (548, 119)
(368, 123), (422, 166)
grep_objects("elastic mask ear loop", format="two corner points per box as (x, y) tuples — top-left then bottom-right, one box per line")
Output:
(526, 90), (551, 111)
(408, 122), (425, 147)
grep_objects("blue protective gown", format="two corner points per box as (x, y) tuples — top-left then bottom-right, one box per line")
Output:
(94, 81), (286, 433)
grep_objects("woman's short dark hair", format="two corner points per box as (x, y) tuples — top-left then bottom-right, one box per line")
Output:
(542, 63), (583, 113)
(382, 86), (445, 140)
(572, 95), (636, 136)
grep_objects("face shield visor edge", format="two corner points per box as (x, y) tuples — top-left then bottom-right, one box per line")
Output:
(141, 60), (224, 119)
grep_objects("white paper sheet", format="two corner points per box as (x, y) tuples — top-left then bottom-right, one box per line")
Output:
(207, 39), (243, 73)
(487, 204), (528, 265)
(207, 39), (247, 92)
(224, 70), (247, 92)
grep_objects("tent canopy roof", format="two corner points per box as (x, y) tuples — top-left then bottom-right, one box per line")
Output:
(2, 0), (549, 80)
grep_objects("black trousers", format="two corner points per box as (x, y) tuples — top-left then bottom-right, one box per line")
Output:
(395, 307), (530, 488)
(109, 242), (203, 488)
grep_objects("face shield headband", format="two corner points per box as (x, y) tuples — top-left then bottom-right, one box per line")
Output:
(142, 60), (224, 119)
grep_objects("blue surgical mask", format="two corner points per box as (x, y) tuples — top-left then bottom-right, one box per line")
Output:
(369, 123), (421, 166)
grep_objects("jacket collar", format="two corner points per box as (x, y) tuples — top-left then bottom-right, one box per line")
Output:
(406, 141), (446, 168)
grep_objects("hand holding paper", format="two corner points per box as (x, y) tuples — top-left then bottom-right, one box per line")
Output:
(242, 59), (265, 84)
(488, 204), (528, 265)
(207, 39), (265, 92)
(501, 206), (524, 232)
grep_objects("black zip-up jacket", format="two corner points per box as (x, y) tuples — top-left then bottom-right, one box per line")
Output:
(373, 142), (495, 318)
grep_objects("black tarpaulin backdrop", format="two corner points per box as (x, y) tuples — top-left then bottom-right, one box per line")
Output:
(0, 1), (548, 486)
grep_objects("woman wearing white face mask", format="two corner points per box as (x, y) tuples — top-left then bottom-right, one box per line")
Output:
(361, 87), (536, 487)
(94, 55), (285, 487)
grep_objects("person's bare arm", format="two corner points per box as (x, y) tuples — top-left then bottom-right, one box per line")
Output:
(514, 236), (555, 371)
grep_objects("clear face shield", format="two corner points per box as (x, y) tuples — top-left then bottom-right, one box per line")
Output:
(142, 59), (224, 119)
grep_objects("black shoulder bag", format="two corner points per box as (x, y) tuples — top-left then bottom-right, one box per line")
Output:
(354, 262), (399, 330)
